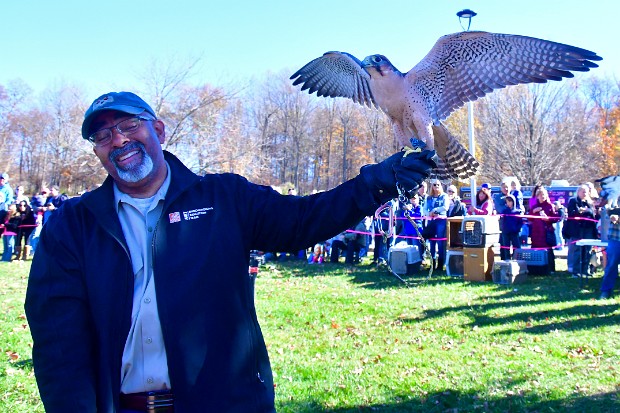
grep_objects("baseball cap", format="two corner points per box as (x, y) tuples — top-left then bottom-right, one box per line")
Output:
(481, 183), (491, 190)
(0, 173), (9, 180)
(81, 92), (156, 139)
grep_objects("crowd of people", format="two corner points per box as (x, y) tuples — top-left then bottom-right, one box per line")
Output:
(0, 175), (68, 262)
(299, 177), (620, 300)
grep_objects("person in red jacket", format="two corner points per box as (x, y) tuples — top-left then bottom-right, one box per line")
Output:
(25, 91), (436, 413)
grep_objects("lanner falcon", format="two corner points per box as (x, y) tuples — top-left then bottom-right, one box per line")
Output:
(291, 31), (602, 181)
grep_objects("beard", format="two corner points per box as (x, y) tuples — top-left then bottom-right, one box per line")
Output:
(109, 141), (154, 183)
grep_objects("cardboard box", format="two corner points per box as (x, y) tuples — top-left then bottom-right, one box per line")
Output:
(446, 217), (464, 249)
(463, 247), (494, 281)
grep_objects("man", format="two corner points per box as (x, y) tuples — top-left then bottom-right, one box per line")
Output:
(600, 205), (620, 299)
(25, 91), (436, 413)
(46, 185), (68, 208)
(0, 172), (13, 210)
(494, 180), (510, 260)
(566, 184), (597, 277)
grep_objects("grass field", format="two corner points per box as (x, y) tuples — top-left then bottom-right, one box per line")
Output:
(1, 257), (619, 412)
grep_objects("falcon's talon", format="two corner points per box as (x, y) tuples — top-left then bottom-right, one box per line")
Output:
(409, 138), (426, 151)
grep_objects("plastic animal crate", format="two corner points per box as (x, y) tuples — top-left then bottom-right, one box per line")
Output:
(492, 260), (528, 284)
(513, 249), (550, 275)
(461, 216), (501, 247)
(446, 250), (464, 277)
(388, 243), (422, 275)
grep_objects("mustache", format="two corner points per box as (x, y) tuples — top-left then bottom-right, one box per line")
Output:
(108, 141), (145, 163)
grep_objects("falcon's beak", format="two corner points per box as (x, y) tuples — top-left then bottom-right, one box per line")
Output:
(361, 58), (386, 77)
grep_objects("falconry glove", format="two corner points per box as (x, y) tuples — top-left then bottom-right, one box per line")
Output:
(360, 149), (437, 204)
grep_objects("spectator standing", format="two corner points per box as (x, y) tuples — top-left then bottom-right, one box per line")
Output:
(493, 181), (509, 215)
(495, 181), (510, 259)
(510, 178), (525, 212)
(14, 185), (30, 205)
(31, 188), (49, 212)
(372, 203), (394, 265)
(2, 204), (19, 262)
(565, 184), (597, 277)
(417, 181), (428, 210)
(15, 201), (36, 260)
(600, 206), (620, 299)
(24, 91), (436, 413)
(327, 231), (347, 263)
(499, 194), (523, 259)
(554, 201), (566, 251)
(46, 185), (68, 209)
(446, 184), (465, 217)
(530, 187), (559, 273)
(0, 173), (13, 211)
(468, 183), (494, 216)
(529, 184), (543, 212)
(396, 194), (423, 250)
(424, 180), (449, 270)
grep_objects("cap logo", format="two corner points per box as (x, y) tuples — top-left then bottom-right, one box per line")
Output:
(93, 95), (114, 109)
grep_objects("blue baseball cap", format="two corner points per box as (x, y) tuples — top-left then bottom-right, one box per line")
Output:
(481, 183), (491, 190)
(81, 92), (156, 139)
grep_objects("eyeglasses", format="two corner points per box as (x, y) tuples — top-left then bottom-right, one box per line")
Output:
(447, 190), (455, 193)
(433, 183), (441, 187)
(87, 116), (154, 147)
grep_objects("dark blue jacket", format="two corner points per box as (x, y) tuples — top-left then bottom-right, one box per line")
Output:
(25, 151), (378, 413)
(500, 205), (523, 234)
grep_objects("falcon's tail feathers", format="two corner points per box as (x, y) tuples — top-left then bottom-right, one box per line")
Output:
(430, 124), (479, 182)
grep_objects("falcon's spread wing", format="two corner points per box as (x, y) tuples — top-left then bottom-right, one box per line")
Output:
(290, 52), (376, 108)
(409, 31), (602, 123)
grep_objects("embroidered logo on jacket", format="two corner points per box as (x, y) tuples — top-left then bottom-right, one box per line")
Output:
(169, 212), (181, 223)
(182, 207), (214, 221)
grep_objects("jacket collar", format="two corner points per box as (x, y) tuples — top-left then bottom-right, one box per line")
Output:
(80, 151), (200, 238)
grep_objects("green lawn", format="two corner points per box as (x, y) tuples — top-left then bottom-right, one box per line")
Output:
(2, 257), (619, 412)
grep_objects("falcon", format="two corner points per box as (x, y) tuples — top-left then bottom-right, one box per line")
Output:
(290, 31), (602, 181)
(597, 175), (620, 208)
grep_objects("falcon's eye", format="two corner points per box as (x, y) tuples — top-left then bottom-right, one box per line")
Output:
(372, 56), (382, 63)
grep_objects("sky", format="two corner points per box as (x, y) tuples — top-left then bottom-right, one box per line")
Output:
(1, 0), (618, 100)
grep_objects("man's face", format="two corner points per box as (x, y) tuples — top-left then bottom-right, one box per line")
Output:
(501, 183), (508, 194)
(89, 110), (166, 195)
(577, 186), (587, 199)
(418, 183), (426, 196)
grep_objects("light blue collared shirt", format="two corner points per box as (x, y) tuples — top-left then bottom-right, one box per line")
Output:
(113, 162), (172, 394)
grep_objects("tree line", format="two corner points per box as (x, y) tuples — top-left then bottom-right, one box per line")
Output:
(0, 61), (618, 197)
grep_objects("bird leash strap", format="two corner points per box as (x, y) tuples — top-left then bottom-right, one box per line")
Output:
(376, 138), (434, 285)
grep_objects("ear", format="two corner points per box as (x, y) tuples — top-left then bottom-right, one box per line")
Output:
(153, 120), (166, 144)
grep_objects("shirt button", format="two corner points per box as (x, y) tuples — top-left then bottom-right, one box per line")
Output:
(146, 337), (153, 344)
(148, 226), (153, 232)
(147, 378), (154, 384)
(144, 297), (151, 304)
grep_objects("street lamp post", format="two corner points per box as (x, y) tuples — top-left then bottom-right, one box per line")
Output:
(456, 9), (477, 207)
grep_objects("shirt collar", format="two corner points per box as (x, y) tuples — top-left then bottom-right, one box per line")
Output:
(113, 161), (172, 214)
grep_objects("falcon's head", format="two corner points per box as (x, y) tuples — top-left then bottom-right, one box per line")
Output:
(361, 55), (401, 77)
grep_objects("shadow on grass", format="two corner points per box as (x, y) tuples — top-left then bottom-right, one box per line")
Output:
(278, 389), (619, 412)
(11, 358), (33, 370)
(269, 261), (619, 335)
